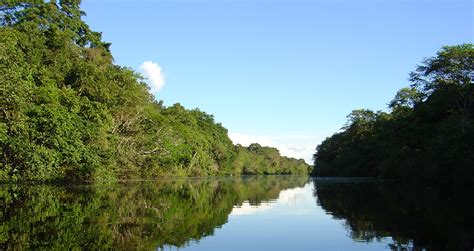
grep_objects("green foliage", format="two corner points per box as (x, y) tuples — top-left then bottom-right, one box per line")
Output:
(312, 44), (474, 183)
(233, 144), (309, 175)
(0, 1), (308, 182)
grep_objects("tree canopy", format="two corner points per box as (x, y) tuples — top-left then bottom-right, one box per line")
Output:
(312, 44), (474, 183)
(0, 1), (309, 182)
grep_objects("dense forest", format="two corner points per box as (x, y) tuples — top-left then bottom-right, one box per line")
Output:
(312, 44), (473, 183)
(0, 1), (308, 183)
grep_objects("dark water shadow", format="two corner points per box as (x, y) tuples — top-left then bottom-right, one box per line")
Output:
(313, 179), (474, 250)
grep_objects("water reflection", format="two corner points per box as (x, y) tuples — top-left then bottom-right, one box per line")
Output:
(0, 176), (307, 250)
(1, 177), (472, 250)
(313, 179), (474, 250)
(229, 184), (310, 216)
(231, 201), (274, 215)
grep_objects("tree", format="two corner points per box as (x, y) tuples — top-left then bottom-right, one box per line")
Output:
(388, 87), (423, 110)
(312, 45), (474, 182)
(410, 44), (474, 133)
(1, 0), (110, 49)
(1, 1), (307, 182)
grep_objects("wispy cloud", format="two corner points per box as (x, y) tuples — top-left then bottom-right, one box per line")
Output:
(228, 132), (322, 164)
(140, 61), (165, 93)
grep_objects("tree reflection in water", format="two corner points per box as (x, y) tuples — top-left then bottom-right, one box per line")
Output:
(0, 176), (307, 250)
(313, 179), (474, 250)
(2, 177), (472, 250)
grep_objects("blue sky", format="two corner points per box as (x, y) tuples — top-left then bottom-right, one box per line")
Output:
(81, 0), (472, 163)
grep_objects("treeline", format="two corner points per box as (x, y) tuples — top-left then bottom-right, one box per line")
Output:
(234, 143), (309, 175)
(0, 1), (308, 182)
(312, 44), (473, 183)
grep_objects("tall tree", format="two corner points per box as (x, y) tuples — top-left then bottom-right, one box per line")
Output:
(410, 44), (474, 133)
(312, 45), (474, 182)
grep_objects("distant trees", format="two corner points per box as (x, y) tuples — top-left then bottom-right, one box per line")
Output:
(233, 144), (308, 175)
(312, 44), (474, 183)
(0, 1), (308, 182)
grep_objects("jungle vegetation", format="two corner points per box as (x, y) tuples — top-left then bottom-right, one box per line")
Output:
(0, 1), (309, 182)
(312, 44), (474, 183)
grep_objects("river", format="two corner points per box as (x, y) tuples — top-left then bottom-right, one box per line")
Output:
(1, 176), (472, 250)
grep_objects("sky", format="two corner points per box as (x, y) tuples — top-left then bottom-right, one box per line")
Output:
(81, 0), (472, 164)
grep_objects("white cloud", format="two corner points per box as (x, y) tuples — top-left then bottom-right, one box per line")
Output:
(227, 133), (274, 147)
(230, 201), (273, 216)
(278, 186), (308, 206)
(228, 132), (323, 164)
(140, 61), (165, 92)
(230, 184), (312, 217)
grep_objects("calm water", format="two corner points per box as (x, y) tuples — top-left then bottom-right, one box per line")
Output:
(1, 176), (472, 250)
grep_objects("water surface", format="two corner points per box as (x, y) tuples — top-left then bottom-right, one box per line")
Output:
(1, 176), (472, 250)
